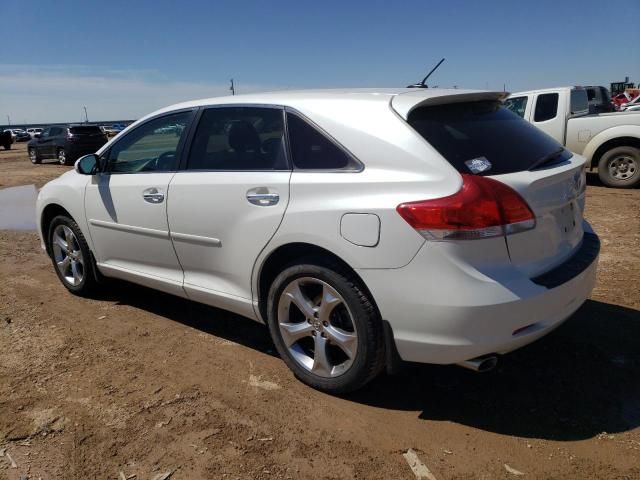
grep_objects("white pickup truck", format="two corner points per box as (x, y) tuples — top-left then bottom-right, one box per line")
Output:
(505, 87), (640, 188)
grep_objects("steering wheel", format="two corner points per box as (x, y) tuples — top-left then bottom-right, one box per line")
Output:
(156, 151), (176, 170)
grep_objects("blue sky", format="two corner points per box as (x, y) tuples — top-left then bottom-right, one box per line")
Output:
(1, 0), (639, 123)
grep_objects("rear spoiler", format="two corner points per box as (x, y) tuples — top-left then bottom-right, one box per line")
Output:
(391, 90), (509, 119)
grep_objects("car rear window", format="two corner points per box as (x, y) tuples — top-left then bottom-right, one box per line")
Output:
(69, 126), (103, 135)
(407, 101), (572, 175)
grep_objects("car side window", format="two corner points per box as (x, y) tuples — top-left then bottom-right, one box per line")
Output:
(40, 128), (50, 138)
(286, 112), (359, 170)
(186, 107), (287, 171)
(105, 111), (192, 174)
(504, 96), (528, 118)
(534, 93), (559, 122)
(49, 127), (62, 137)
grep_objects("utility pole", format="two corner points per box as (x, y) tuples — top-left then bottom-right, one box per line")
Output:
(230, 78), (235, 96)
(7, 115), (10, 126)
(83, 106), (89, 123)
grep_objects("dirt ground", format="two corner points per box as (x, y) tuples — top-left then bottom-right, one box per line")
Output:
(1, 142), (639, 479)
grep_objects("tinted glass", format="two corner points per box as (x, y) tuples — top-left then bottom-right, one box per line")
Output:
(586, 88), (596, 101)
(503, 96), (528, 118)
(534, 93), (559, 122)
(70, 126), (103, 135)
(570, 89), (589, 114)
(187, 107), (287, 170)
(106, 111), (191, 173)
(49, 127), (63, 136)
(407, 101), (572, 176)
(287, 113), (358, 170)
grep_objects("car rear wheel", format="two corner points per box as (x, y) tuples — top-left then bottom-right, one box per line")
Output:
(48, 215), (98, 296)
(267, 261), (385, 393)
(29, 148), (41, 164)
(598, 146), (640, 188)
(57, 148), (68, 166)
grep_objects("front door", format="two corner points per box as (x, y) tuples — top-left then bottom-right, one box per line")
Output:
(36, 127), (55, 158)
(167, 106), (291, 318)
(85, 110), (195, 296)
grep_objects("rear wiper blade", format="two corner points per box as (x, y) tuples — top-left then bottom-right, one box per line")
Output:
(528, 147), (565, 171)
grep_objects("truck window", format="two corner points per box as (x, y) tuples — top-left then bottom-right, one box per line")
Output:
(407, 101), (572, 176)
(534, 93), (559, 122)
(504, 96), (528, 118)
(570, 89), (589, 115)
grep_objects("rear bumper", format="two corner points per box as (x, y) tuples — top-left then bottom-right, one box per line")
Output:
(358, 225), (599, 365)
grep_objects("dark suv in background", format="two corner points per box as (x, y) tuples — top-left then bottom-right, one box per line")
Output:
(28, 125), (108, 165)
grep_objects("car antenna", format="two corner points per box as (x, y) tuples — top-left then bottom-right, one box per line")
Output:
(407, 58), (445, 88)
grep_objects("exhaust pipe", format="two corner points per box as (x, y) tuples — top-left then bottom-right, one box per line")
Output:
(457, 355), (498, 372)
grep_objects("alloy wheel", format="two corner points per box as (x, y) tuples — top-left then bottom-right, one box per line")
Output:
(277, 277), (358, 378)
(29, 149), (37, 163)
(52, 224), (84, 286)
(58, 149), (66, 165)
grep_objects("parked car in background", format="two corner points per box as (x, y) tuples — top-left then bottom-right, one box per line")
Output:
(28, 125), (108, 165)
(611, 92), (634, 110)
(0, 130), (11, 150)
(101, 125), (120, 136)
(36, 89), (599, 393)
(506, 86), (640, 188)
(584, 86), (614, 114)
(26, 127), (44, 138)
(4, 129), (31, 142)
(619, 94), (640, 111)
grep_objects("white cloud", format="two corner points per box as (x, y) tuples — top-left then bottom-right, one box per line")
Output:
(0, 65), (280, 125)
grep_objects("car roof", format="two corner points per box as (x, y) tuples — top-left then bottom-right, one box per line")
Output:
(144, 88), (507, 122)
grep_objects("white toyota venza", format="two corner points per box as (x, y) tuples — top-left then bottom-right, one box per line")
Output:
(36, 89), (600, 393)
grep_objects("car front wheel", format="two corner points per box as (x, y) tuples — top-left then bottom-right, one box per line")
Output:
(29, 148), (41, 164)
(267, 261), (385, 393)
(48, 215), (98, 296)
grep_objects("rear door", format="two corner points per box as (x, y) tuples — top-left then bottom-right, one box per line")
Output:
(404, 99), (586, 278)
(167, 106), (290, 317)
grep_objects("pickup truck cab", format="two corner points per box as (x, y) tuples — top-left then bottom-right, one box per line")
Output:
(506, 87), (640, 188)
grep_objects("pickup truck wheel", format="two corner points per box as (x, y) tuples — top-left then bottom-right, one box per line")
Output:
(598, 146), (640, 188)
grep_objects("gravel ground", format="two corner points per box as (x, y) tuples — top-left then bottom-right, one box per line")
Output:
(1, 142), (639, 479)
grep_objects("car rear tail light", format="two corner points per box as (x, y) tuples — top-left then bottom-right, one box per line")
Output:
(396, 174), (535, 240)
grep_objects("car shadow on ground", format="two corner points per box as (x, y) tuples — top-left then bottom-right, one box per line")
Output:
(347, 299), (640, 441)
(101, 283), (639, 441)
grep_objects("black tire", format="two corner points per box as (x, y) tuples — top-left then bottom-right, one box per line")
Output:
(47, 215), (98, 296)
(28, 148), (41, 164)
(57, 148), (69, 166)
(266, 260), (385, 393)
(597, 146), (640, 188)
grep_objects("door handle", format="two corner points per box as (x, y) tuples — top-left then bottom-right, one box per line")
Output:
(246, 189), (279, 206)
(143, 187), (165, 204)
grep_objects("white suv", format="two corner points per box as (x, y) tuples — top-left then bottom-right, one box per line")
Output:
(36, 89), (599, 393)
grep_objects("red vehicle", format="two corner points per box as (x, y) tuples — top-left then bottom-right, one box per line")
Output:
(612, 92), (637, 109)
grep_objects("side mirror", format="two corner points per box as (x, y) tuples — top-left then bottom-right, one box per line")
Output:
(75, 154), (98, 175)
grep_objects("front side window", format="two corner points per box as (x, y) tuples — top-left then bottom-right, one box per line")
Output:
(286, 112), (359, 170)
(49, 127), (63, 136)
(40, 128), (50, 138)
(503, 96), (528, 118)
(105, 111), (192, 173)
(187, 107), (287, 171)
(534, 93), (559, 122)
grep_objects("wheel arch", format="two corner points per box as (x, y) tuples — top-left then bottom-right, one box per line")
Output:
(582, 127), (640, 169)
(40, 203), (73, 255)
(255, 242), (378, 323)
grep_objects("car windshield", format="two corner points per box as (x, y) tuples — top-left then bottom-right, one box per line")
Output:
(407, 100), (572, 175)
